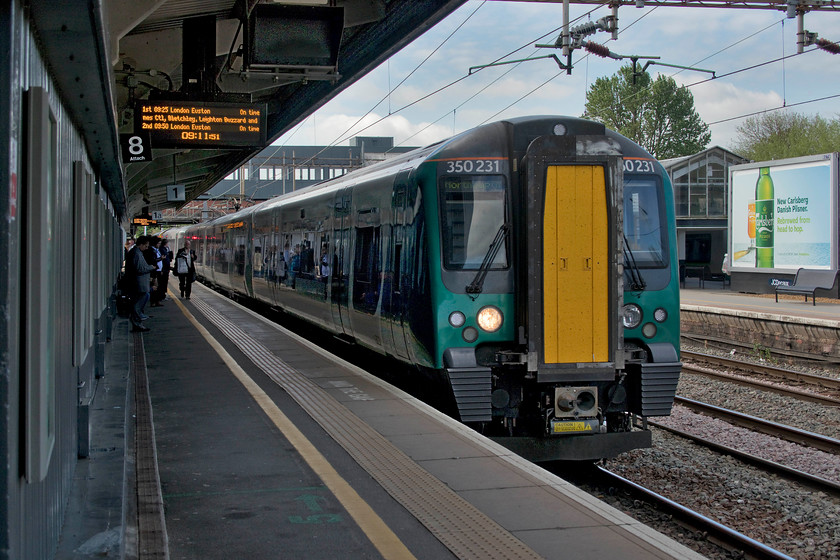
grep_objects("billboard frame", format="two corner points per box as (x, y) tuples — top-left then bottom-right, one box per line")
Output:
(727, 152), (838, 277)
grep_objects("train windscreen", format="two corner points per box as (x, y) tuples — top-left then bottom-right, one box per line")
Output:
(440, 175), (508, 270)
(624, 178), (667, 268)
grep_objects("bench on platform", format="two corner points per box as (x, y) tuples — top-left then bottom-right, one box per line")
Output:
(775, 268), (838, 305)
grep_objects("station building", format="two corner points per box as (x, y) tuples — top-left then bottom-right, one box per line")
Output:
(164, 137), (417, 222)
(661, 146), (749, 278)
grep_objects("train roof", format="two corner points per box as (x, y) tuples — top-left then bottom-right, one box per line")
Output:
(194, 116), (656, 229)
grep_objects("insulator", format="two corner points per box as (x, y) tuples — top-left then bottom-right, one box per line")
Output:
(570, 21), (600, 37)
(816, 38), (840, 54)
(584, 42), (612, 59)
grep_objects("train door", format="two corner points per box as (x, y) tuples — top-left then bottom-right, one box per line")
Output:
(387, 171), (411, 361)
(331, 188), (352, 335)
(268, 208), (282, 306)
(349, 184), (384, 349)
(523, 135), (624, 380)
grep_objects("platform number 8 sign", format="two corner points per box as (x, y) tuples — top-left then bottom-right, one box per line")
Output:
(120, 132), (151, 163)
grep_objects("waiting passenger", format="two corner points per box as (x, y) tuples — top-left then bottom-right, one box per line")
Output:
(149, 237), (165, 307)
(174, 240), (197, 299)
(159, 238), (172, 300)
(125, 236), (156, 332)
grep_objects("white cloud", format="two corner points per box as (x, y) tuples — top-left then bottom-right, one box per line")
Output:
(270, 1), (839, 157)
(274, 113), (453, 148)
(677, 79), (783, 148)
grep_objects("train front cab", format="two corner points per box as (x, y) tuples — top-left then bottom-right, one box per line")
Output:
(442, 126), (681, 461)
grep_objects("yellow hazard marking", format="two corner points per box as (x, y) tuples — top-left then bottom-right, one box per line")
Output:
(543, 165), (609, 364)
(172, 295), (417, 560)
(552, 422), (592, 434)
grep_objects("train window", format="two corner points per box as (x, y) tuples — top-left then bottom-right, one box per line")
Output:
(353, 226), (381, 313)
(439, 175), (507, 270)
(624, 178), (667, 268)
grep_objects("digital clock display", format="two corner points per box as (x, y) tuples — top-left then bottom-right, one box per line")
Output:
(136, 100), (267, 148)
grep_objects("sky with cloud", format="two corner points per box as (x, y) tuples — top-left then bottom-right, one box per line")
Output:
(272, 1), (840, 155)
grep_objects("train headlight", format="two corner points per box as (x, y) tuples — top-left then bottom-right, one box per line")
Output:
(477, 306), (503, 332)
(653, 307), (668, 323)
(449, 311), (466, 328)
(621, 304), (642, 329)
(642, 323), (657, 338)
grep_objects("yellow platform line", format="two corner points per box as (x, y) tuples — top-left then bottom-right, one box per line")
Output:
(172, 295), (416, 560)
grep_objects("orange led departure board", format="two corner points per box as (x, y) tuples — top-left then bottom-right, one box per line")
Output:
(136, 100), (267, 148)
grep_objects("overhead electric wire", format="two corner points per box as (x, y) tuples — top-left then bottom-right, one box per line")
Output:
(287, 2), (616, 159)
(223, 1), (611, 196)
(707, 92), (840, 125)
(480, 4), (660, 124)
(486, 10), (836, 138)
(213, 3), (837, 204)
(242, 0), (490, 198)
(393, 4), (620, 150)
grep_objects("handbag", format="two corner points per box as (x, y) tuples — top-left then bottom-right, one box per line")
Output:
(176, 255), (189, 275)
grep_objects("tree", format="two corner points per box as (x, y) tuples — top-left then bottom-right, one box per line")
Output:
(583, 65), (711, 159)
(730, 111), (840, 161)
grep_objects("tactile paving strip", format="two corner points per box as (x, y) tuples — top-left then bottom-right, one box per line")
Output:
(132, 332), (170, 560)
(191, 296), (542, 560)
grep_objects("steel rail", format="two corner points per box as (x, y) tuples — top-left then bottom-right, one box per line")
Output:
(648, 420), (840, 497)
(594, 466), (797, 560)
(682, 350), (840, 390)
(675, 397), (840, 455)
(681, 335), (840, 365)
(680, 363), (840, 407)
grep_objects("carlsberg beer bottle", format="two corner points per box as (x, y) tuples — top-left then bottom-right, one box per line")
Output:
(755, 167), (774, 268)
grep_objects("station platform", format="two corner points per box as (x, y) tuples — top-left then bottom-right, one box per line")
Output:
(679, 284), (840, 359)
(58, 282), (706, 560)
(680, 284), (840, 323)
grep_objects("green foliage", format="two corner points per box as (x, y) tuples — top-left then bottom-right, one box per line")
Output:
(751, 342), (777, 364)
(582, 65), (711, 159)
(730, 112), (840, 161)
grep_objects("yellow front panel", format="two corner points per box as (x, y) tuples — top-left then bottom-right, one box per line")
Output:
(543, 165), (609, 363)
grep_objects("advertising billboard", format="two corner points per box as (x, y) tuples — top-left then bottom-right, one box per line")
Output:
(729, 153), (838, 272)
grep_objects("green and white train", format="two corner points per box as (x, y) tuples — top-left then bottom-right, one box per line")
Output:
(166, 116), (682, 461)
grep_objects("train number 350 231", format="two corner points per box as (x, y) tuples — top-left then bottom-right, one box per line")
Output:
(445, 159), (502, 173)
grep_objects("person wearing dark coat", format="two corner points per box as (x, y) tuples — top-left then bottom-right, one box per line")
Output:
(125, 236), (156, 332)
(174, 239), (198, 299)
(157, 238), (172, 303)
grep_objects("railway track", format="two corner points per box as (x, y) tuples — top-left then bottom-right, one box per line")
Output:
(674, 396), (840, 455)
(647, 418), (840, 497)
(680, 363), (840, 408)
(681, 350), (840, 392)
(681, 335), (840, 365)
(571, 465), (797, 560)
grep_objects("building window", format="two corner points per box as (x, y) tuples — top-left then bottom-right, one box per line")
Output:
(672, 164), (689, 217)
(225, 168), (250, 181)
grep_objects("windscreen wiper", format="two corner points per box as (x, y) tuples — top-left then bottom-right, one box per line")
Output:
(466, 224), (509, 298)
(623, 234), (647, 291)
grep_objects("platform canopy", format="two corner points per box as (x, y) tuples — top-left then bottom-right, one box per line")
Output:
(28, 0), (467, 221)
